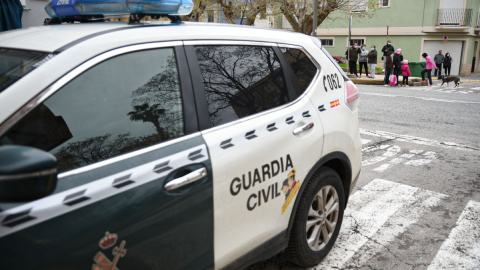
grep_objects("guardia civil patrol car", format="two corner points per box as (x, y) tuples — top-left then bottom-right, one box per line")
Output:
(0, 0), (362, 269)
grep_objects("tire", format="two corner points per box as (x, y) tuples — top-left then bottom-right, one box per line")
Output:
(286, 167), (345, 267)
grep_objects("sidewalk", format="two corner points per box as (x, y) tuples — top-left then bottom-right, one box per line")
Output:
(350, 74), (421, 86)
(351, 73), (480, 85)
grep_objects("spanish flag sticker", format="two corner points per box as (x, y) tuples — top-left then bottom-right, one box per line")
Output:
(330, 99), (340, 108)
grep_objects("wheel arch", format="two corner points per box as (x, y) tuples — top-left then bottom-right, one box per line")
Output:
(285, 151), (352, 240)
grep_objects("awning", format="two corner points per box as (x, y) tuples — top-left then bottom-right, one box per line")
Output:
(0, 0), (24, 32)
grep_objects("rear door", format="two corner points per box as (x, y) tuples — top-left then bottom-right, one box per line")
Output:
(0, 43), (214, 269)
(184, 41), (323, 268)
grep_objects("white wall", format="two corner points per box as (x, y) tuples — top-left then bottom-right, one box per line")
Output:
(423, 40), (463, 76)
(21, 0), (50, 28)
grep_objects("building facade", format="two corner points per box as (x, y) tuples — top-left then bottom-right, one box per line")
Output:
(314, 0), (480, 76)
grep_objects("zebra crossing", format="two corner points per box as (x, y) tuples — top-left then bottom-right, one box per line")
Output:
(316, 179), (480, 270)
(406, 84), (479, 95)
(313, 133), (480, 269)
(428, 200), (480, 270)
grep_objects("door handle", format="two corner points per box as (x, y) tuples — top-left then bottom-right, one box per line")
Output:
(293, 122), (314, 135)
(164, 167), (207, 191)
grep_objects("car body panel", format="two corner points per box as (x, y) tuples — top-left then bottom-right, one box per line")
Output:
(302, 45), (363, 189)
(0, 135), (214, 269)
(203, 94), (323, 268)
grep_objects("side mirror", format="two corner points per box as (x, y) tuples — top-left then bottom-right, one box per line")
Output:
(0, 145), (58, 202)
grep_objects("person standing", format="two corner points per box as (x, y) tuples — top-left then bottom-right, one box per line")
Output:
(347, 43), (360, 78)
(434, 50), (444, 78)
(358, 44), (369, 78)
(401, 60), (411, 86)
(383, 50), (393, 86)
(444, 52), (453, 77)
(368, 45), (377, 79)
(393, 48), (403, 86)
(381, 40), (394, 71)
(421, 53), (437, 86)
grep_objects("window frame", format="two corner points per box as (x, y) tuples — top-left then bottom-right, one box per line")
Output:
(379, 0), (390, 8)
(183, 40), (319, 131)
(277, 44), (321, 98)
(0, 41), (198, 176)
(319, 38), (335, 47)
(347, 38), (366, 47)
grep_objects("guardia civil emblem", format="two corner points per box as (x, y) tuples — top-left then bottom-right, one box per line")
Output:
(92, 232), (127, 270)
(281, 169), (300, 214)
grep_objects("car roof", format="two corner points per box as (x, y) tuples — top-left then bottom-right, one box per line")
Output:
(0, 22), (314, 53)
(0, 23), (134, 52)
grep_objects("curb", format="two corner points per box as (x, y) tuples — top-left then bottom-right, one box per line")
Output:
(351, 76), (424, 86)
(352, 77), (480, 85)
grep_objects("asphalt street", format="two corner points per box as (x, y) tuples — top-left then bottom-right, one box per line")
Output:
(247, 78), (480, 269)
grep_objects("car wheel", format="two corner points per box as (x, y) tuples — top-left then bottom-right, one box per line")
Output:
(287, 167), (345, 267)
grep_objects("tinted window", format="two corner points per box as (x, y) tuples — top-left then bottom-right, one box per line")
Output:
(280, 48), (318, 96)
(0, 48), (51, 93)
(1, 48), (183, 172)
(194, 45), (287, 127)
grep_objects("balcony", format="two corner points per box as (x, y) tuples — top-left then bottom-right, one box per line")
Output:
(437, 8), (472, 30)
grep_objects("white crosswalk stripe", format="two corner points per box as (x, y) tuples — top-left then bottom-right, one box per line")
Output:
(428, 200), (480, 270)
(406, 84), (477, 95)
(318, 179), (449, 269)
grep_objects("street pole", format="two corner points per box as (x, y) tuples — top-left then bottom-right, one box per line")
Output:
(348, 15), (352, 74)
(312, 0), (318, 36)
(387, 18), (389, 42)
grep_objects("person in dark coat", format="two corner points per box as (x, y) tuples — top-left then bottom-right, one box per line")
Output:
(434, 50), (444, 78)
(383, 50), (394, 86)
(381, 40), (394, 71)
(346, 43), (360, 78)
(358, 44), (369, 77)
(444, 52), (453, 77)
(392, 48), (403, 86)
(367, 45), (378, 79)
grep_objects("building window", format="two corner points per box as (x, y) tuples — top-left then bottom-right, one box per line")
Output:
(207, 11), (215, 22)
(320, 39), (334, 47)
(380, 0), (390, 7)
(349, 0), (368, 13)
(349, 39), (365, 47)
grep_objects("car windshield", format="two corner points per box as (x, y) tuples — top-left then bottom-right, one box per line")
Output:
(0, 48), (52, 93)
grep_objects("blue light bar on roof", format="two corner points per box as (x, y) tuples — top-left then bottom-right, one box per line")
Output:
(45, 0), (194, 18)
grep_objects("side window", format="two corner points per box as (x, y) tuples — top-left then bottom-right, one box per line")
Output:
(0, 48), (184, 173)
(280, 47), (318, 96)
(194, 45), (287, 127)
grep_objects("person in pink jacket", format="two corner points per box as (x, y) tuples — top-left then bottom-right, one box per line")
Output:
(400, 60), (412, 86)
(421, 53), (437, 86)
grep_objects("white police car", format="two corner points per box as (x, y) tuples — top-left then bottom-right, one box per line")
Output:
(0, 0), (361, 269)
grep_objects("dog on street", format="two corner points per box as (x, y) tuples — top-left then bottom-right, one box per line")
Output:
(440, 76), (462, 88)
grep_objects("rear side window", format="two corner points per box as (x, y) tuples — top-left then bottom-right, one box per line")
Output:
(194, 45), (288, 127)
(280, 48), (318, 96)
(0, 48), (184, 173)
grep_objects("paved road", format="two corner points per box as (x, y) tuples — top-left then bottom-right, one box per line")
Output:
(247, 80), (480, 269)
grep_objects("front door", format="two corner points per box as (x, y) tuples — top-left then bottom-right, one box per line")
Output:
(0, 44), (214, 269)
